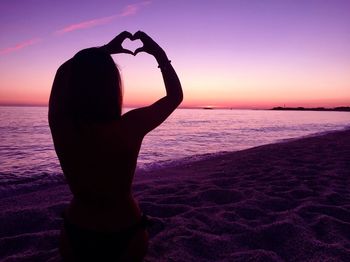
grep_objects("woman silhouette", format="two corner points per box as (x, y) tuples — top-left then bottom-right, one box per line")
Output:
(49, 31), (183, 261)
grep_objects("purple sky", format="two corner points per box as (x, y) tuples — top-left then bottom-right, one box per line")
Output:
(1, 0), (350, 108)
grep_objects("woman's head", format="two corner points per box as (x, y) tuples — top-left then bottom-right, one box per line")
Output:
(70, 48), (123, 121)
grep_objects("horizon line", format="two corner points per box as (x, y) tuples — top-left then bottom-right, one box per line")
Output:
(0, 103), (349, 111)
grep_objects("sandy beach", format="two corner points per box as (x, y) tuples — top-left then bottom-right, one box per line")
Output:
(1, 129), (349, 261)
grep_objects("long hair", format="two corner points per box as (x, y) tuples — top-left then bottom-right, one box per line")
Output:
(49, 48), (122, 123)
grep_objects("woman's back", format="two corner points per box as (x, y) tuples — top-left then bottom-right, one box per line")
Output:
(51, 118), (143, 234)
(54, 120), (140, 199)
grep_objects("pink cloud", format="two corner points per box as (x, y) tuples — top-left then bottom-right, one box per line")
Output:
(55, 1), (152, 35)
(0, 38), (41, 55)
(120, 1), (152, 17)
(55, 15), (116, 35)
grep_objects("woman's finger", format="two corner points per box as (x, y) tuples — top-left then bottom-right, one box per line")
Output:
(133, 31), (148, 41)
(119, 31), (133, 40)
(121, 48), (134, 55)
(134, 47), (145, 55)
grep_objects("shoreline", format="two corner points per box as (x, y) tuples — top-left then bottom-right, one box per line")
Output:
(2, 128), (347, 199)
(1, 129), (350, 261)
(138, 127), (350, 173)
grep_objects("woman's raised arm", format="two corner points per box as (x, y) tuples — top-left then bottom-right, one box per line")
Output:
(134, 31), (183, 105)
(122, 31), (183, 136)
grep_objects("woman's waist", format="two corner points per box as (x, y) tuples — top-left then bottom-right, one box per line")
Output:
(66, 194), (141, 232)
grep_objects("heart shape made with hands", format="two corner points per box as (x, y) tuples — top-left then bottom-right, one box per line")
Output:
(121, 38), (143, 55)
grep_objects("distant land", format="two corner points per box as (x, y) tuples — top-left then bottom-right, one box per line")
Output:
(271, 106), (350, 112)
(1, 104), (349, 112)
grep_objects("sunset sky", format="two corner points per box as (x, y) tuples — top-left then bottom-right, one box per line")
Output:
(0, 0), (349, 109)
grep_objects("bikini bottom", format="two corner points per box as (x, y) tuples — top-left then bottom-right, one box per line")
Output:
(62, 213), (150, 261)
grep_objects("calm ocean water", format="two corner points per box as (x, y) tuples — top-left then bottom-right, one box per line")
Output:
(0, 106), (349, 190)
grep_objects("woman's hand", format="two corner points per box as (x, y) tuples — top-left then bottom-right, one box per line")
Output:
(102, 31), (134, 55)
(132, 31), (168, 63)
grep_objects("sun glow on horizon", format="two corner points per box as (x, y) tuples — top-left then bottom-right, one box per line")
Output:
(0, 1), (349, 109)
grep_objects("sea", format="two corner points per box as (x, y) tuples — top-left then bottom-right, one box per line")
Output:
(0, 106), (349, 195)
